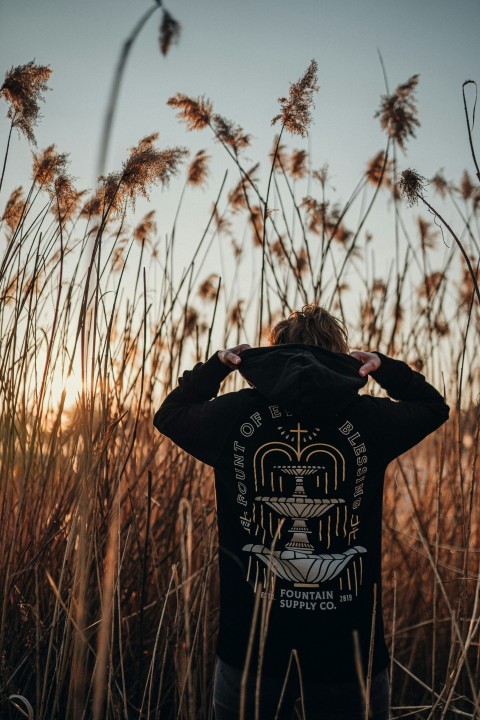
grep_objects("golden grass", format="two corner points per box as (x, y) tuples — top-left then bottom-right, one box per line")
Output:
(0, 59), (479, 719)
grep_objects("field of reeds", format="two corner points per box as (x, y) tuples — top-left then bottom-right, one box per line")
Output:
(0, 50), (479, 720)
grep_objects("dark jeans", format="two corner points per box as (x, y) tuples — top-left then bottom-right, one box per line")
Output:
(213, 657), (390, 720)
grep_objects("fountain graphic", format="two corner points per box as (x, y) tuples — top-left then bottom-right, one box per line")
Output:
(243, 425), (366, 587)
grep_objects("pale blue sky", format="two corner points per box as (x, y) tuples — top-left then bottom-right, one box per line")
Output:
(1, 0), (478, 190)
(0, 0), (479, 312)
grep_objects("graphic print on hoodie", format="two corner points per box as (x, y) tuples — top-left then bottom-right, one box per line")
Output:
(154, 344), (449, 680)
(237, 413), (367, 604)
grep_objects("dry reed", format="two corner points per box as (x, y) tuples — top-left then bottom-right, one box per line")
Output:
(0, 58), (479, 720)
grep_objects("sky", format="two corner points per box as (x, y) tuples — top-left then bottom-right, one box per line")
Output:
(1, 0), (478, 186)
(0, 0), (479, 330)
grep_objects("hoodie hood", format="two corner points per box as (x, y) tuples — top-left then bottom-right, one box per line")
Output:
(239, 344), (367, 422)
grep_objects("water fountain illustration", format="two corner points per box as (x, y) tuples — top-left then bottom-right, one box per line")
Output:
(243, 462), (366, 587)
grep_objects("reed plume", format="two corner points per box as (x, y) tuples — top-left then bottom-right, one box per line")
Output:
(84, 172), (123, 217)
(228, 299), (245, 328)
(134, 210), (157, 245)
(183, 306), (199, 336)
(459, 169), (476, 201)
(458, 263), (480, 304)
(302, 196), (328, 234)
(1, 186), (24, 232)
(187, 149), (210, 186)
(198, 274), (219, 300)
(1, 48), (479, 720)
(376, 74), (420, 152)
(228, 164), (259, 212)
(417, 217), (438, 250)
(121, 133), (188, 202)
(366, 150), (392, 187)
(52, 174), (84, 223)
(85, 134), (188, 218)
(167, 93), (213, 130)
(0, 60), (51, 144)
(211, 115), (251, 154)
(159, 9), (181, 56)
(272, 59), (319, 137)
(419, 271), (444, 299)
(398, 168), (428, 205)
(289, 149), (308, 179)
(32, 145), (68, 186)
(249, 205), (264, 246)
(430, 170), (448, 198)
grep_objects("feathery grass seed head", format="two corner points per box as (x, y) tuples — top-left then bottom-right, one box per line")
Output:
(417, 217), (438, 250)
(32, 145), (68, 186)
(159, 10), (181, 56)
(376, 74), (420, 152)
(399, 168), (428, 206)
(249, 205), (264, 246)
(228, 180), (248, 212)
(272, 59), (319, 137)
(2, 186), (25, 232)
(212, 114), (250, 154)
(83, 130), (188, 219)
(430, 170), (448, 199)
(121, 133), (188, 203)
(366, 150), (392, 187)
(295, 248), (308, 277)
(419, 271), (444, 299)
(228, 300), (244, 328)
(85, 172), (123, 218)
(0, 60), (51, 144)
(187, 150), (209, 186)
(167, 93), (213, 131)
(302, 196), (328, 235)
(228, 164), (258, 213)
(183, 307), (198, 337)
(134, 210), (156, 245)
(198, 274), (219, 301)
(459, 170), (476, 201)
(52, 174), (84, 222)
(289, 149), (308, 179)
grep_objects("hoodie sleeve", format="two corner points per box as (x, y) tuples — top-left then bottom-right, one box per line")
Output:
(363, 352), (449, 464)
(153, 353), (238, 467)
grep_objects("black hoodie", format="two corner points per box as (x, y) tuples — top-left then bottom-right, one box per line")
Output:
(154, 345), (449, 681)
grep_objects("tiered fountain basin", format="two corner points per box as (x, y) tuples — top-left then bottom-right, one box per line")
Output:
(242, 545), (367, 585)
(256, 495), (344, 519)
(258, 465), (344, 519)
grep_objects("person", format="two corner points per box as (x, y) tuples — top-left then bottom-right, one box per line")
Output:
(153, 304), (449, 720)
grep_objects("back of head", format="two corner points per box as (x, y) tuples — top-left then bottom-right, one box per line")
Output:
(268, 304), (349, 353)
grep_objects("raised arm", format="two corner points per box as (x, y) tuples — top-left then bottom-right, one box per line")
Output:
(351, 351), (450, 464)
(153, 345), (250, 466)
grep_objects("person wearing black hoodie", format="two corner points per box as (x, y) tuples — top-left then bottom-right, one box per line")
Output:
(153, 305), (449, 720)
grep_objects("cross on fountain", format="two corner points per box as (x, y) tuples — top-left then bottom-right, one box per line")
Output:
(290, 422), (308, 457)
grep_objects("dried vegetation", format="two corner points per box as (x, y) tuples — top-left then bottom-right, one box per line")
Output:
(0, 57), (479, 720)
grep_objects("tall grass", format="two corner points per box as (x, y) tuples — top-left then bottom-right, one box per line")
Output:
(0, 59), (479, 719)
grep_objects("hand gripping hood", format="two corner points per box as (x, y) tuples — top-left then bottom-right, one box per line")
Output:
(240, 344), (367, 422)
